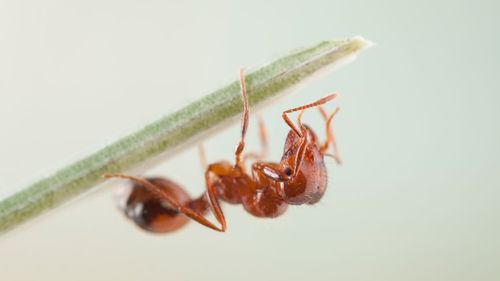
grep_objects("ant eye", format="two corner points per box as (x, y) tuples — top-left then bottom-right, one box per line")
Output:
(284, 167), (293, 176)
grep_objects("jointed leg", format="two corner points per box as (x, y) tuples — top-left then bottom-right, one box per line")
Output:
(318, 106), (342, 164)
(103, 173), (226, 232)
(243, 114), (269, 163)
(198, 144), (208, 171)
(204, 169), (227, 232)
(234, 68), (250, 167)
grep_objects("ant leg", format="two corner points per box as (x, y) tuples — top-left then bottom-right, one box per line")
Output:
(318, 106), (342, 164)
(103, 173), (225, 232)
(234, 68), (250, 167)
(204, 162), (238, 232)
(198, 144), (208, 170)
(242, 114), (269, 163)
(282, 93), (338, 136)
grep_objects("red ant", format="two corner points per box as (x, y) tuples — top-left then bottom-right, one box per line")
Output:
(103, 69), (341, 233)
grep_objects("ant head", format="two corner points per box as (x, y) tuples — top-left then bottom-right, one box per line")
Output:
(254, 126), (325, 205)
(279, 126), (325, 205)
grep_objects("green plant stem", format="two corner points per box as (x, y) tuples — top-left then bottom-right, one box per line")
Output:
(0, 37), (371, 234)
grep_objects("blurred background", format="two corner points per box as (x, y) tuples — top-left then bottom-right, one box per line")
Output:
(1, 0), (499, 280)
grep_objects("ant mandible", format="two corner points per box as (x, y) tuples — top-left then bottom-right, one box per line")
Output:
(103, 69), (341, 233)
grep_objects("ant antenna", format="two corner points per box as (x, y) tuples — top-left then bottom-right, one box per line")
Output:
(282, 93), (337, 137)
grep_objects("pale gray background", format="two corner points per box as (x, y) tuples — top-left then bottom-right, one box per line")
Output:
(1, 1), (499, 280)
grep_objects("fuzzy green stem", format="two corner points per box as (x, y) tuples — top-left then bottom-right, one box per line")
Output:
(0, 36), (371, 234)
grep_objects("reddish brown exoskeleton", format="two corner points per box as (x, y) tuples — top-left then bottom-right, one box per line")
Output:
(103, 69), (341, 233)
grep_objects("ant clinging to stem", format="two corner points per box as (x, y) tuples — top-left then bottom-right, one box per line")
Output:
(103, 69), (341, 233)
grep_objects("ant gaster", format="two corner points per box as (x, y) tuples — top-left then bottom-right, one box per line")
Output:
(103, 69), (341, 233)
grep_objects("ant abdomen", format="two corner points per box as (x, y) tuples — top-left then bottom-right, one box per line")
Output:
(119, 177), (193, 233)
